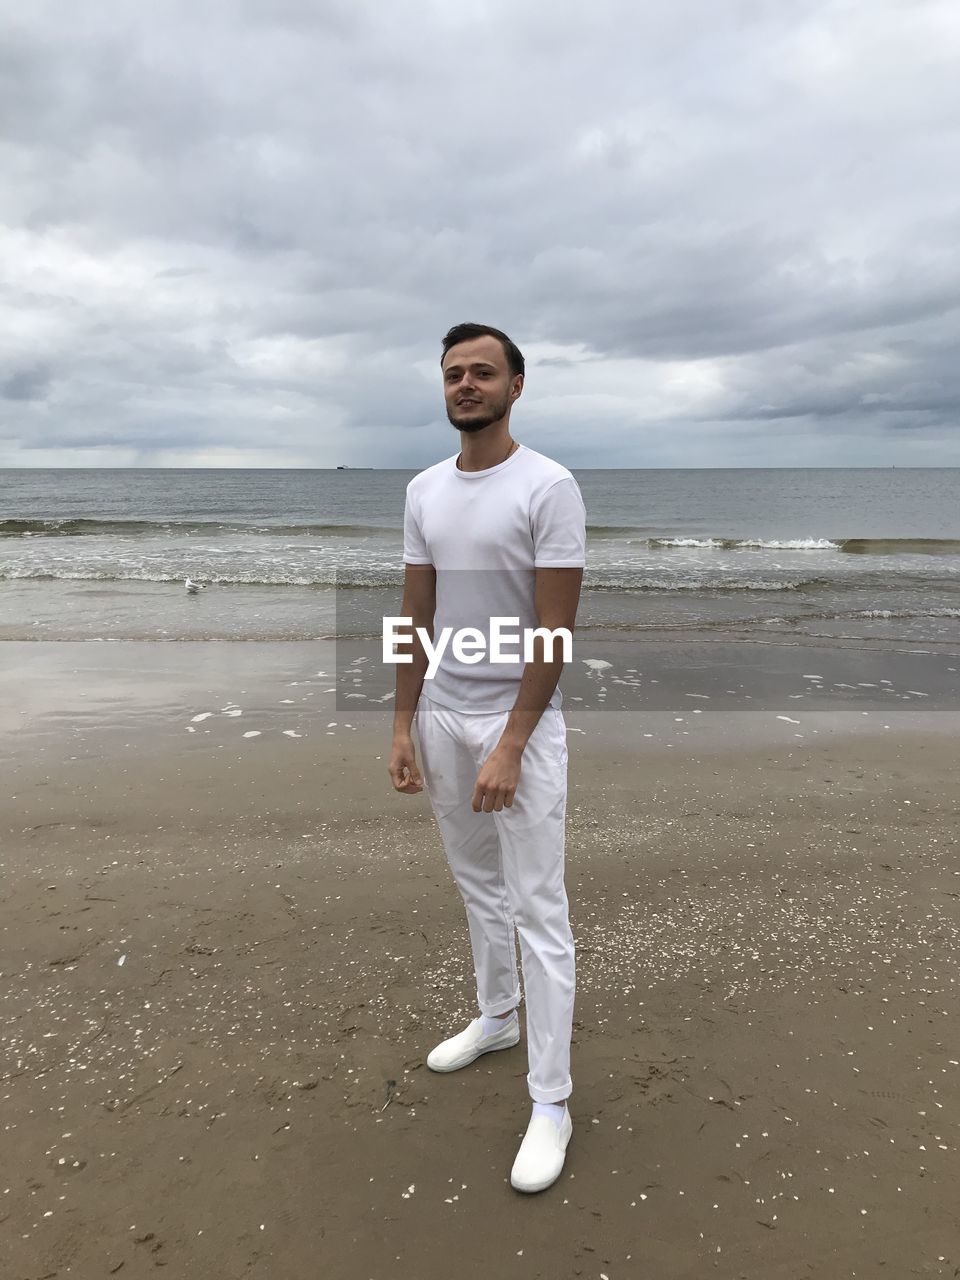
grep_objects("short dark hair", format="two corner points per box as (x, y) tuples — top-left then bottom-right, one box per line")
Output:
(441, 323), (525, 379)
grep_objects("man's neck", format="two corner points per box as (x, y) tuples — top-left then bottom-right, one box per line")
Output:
(457, 434), (517, 472)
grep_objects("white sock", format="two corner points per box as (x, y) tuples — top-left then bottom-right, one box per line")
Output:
(480, 1010), (517, 1037)
(532, 1101), (567, 1128)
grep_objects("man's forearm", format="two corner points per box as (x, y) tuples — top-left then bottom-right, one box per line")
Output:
(393, 629), (431, 736)
(497, 651), (564, 754)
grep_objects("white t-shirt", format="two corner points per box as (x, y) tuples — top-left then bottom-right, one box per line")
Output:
(402, 442), (587, 712)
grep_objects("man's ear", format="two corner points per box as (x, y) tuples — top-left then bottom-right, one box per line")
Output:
(511, 374), (524, 401)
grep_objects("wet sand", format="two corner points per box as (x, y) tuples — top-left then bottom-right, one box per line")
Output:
(1, 639), (959, 1279)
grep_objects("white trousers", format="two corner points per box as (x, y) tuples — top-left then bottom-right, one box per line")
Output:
(414, 694), (575, 1103)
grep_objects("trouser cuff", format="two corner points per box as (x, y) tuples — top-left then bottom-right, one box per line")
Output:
(528, 1075), (573, 1104)
(478, 991), (521, 1017)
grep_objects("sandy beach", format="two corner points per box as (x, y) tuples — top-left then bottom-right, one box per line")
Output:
(2, 638), (959, 1279)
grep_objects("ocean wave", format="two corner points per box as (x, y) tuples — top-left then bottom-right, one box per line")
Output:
(838, 538), (960, 556)
(0, 568), (398, 588)
(6, 519), (960, 558)
(763, 607), (960, 625)
(854, 607), (960, 620)
(0, 567), (823, 592)
(736, 537), (841, 550)
(590, 532), (960, 555)
(0, 518), (396, 539)
(548, 576), (825, 593)
(648, 537), (842, 551)
(648, 537), (725, 549)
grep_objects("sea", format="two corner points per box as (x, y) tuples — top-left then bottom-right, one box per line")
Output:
(1, 466), (959, 648)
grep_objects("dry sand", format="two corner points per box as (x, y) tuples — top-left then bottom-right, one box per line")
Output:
(1, 640), (959, 1279)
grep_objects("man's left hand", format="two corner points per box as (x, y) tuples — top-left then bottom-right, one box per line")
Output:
(472, 744), (522, 813)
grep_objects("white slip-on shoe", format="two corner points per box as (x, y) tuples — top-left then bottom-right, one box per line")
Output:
(426, 1015), (520, 1072)
(510, 1107), (573, 1193)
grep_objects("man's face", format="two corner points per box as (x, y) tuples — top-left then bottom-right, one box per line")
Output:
(442, 335), (522, 433)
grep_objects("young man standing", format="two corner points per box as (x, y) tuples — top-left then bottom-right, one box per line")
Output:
(387, 323), (586, 1193)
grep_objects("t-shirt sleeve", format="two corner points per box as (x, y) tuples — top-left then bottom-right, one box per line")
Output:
(403, 486), (433, 565)
(531, 476), (587, 568)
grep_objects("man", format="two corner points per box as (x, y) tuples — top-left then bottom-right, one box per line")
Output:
(387, 322), (586, 1193)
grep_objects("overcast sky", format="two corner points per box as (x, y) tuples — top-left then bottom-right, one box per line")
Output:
(2, 0), (959, 469)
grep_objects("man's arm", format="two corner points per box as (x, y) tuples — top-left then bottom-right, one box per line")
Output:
(388, 563), (435, 794)
(470, 567), (582, 813)
(392, 563), (436, 734)
(498, 566), (583, 753)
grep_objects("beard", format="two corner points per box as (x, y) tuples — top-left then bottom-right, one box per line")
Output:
(446, 390), (511, 433)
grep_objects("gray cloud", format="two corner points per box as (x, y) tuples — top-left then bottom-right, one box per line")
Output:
(2, 364), (53, 401)
(1, 0), (959, 467)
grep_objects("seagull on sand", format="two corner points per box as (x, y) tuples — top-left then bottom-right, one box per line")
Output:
(184, 577), (206, 593)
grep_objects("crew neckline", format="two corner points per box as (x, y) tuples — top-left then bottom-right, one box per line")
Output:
(453, 442), (526, 478)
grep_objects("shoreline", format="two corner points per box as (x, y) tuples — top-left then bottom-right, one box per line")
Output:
(3, 576), (959, 650)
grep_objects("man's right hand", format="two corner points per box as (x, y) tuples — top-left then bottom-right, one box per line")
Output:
(388, 732), (423, 795)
